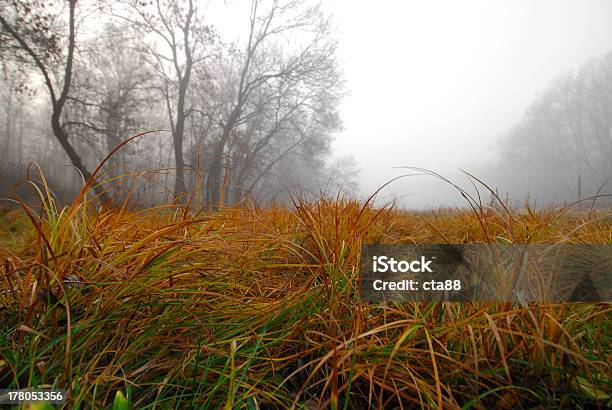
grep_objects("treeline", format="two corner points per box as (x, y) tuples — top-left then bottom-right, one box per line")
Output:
(493, 51), (612, 206)
(0, 0), (357, 206)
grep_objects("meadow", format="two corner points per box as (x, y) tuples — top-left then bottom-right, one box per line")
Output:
(0, 177), (610, 409)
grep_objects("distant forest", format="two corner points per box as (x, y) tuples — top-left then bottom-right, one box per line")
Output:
(0, 0), (357, 206)
(492, 52), (612, 206)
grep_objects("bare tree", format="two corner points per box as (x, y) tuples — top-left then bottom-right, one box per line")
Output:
(65, 22), (151, 183)
(204, 0), (344, 207)
(0, 0), (110, 201)
(116, 0), (215, 199)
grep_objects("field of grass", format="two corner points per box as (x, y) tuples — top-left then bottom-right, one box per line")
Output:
(0, 182), (610, 408)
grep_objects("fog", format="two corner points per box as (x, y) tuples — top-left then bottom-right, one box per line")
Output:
(327, 0), (612, 208)
(1, 0), (611, 208)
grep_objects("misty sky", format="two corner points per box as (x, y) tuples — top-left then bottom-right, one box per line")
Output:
(211, 0), (612, 207)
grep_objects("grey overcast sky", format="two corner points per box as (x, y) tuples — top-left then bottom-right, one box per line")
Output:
(210, 1), (612, 207)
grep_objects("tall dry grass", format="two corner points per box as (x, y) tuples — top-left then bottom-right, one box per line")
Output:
(0, 172), (610, 409)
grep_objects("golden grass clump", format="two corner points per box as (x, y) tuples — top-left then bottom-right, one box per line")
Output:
(0, 183), (610, 409)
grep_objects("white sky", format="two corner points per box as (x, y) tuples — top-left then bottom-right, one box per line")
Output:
(209, 0), (612, 207)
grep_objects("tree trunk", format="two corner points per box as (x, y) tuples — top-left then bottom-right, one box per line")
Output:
(172, 61), (192, 200)
(51, 109), (111, 203)
(173, 119), (186, 199)
(207, 130), (229, 208)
